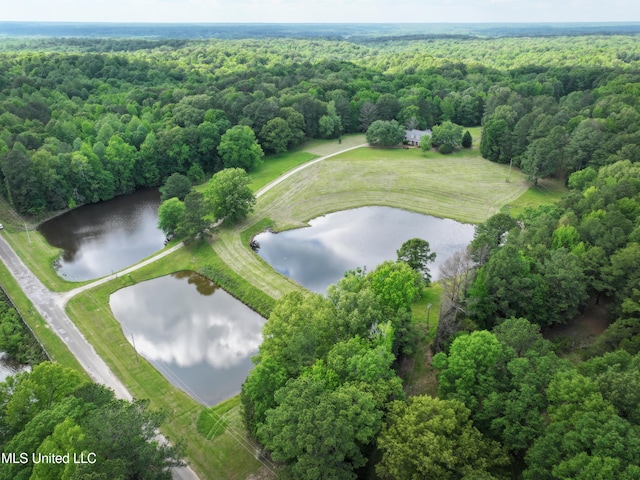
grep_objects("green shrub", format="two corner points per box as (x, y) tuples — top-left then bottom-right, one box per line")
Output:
(439, 143), (454, 154)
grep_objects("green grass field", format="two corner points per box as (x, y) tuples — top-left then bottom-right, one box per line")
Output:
(257, 146), (529, 226)
(501, 177), (568, 217)
(249, 150), (318, 191)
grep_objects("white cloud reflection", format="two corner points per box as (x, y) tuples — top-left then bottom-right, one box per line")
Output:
(110, 273), (264, 369)
(255, 206), (475, 293)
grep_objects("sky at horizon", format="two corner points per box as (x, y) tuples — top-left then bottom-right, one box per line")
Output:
(2, 0), (639, 24)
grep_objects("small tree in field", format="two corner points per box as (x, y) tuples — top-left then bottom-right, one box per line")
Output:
(462, 130), (473, 148)
(420, 135), (432, 156)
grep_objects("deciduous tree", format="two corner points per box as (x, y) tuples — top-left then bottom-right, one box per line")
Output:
(258, 375), (382, 480)
(419, 134), (431, 155)
(204, 167), (255, 224)
(433, 330), (506, 413)
(217, 125), (264, 172)
(259, 117), (291, 154)
(175, 190), (209, 239)
(318, 101), (343, 139)
(157, 197), (185, 235)
(376, 396), (508, 480)
(368, 261), (421, 312)
(365, 120), (405, 147)
(159, 172), (191, 201)
(430, 121), (463, 150)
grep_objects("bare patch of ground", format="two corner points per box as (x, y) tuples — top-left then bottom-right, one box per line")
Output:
(398, 346), (439, 398)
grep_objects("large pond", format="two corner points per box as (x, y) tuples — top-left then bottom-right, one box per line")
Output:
(39, 189), (165, 281)
(253, 206), (475, 293)
(109, 271), (265, 406)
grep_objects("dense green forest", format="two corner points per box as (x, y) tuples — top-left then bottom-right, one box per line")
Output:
(0, 289), (46, 365)
(1, 34), (640, 215)
(2, 31), (640, 478)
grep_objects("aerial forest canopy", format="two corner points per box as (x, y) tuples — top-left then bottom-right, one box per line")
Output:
(0, 34), (639, 215)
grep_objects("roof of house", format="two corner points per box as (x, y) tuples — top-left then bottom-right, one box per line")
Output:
(404, 129), (432, 142)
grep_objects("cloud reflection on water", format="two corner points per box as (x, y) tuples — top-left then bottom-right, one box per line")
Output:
(110, 272), (264, 370)
(254, 206), (475, 293)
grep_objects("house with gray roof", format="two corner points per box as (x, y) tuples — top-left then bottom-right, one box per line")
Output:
(404, 129), (432, 146)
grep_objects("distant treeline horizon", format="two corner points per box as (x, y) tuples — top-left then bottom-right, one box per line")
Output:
(1, 21), (640, 41)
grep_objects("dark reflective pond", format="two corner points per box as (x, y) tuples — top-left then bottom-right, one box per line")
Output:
(254, 206), (475, 293)
(109, 271), (265, 406)
(39, 190), (165, 281)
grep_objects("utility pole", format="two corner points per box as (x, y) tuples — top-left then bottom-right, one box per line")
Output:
(131, 332), (139, 364)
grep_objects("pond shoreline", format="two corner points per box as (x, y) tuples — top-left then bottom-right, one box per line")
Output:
(253, 206), (475, 294)
(38, 189), (165, 282)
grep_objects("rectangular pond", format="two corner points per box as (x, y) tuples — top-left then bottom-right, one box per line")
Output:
(109, 271), (265, 406)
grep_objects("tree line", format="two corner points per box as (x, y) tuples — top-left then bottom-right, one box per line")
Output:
(0, 289), (46, 366)
(437, 158), (640, 357)
(2, 34), (638, 215)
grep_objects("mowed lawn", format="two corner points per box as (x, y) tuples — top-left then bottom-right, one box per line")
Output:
(257, 146), (528, 227)
(212, 146), (530, 301)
